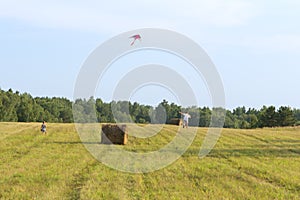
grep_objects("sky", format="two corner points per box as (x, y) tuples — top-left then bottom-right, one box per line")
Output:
(0, 0), (300, 109)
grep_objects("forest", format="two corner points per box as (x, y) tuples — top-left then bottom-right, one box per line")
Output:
(1, 88), (299, 128)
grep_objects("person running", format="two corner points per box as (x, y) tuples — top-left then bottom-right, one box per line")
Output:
(179, 112), (191, 128)
(41, 121), (47, 134)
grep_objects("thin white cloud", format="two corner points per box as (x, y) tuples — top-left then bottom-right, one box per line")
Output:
(240, 34), (300, 53)
(2, 0), (299, 54)
(0, 0), (259, 34)
(161, 0), (259, 27)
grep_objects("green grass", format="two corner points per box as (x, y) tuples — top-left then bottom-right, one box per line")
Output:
(0, 123), (299, 199)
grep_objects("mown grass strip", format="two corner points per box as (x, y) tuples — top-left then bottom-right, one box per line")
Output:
(0, 123), (299, 199)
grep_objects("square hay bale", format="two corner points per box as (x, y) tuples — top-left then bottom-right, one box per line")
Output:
(168, 118), (183, 126)
(101, 124), (128, 145)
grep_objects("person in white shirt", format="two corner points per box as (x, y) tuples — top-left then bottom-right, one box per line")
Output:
(179, 112), (191, 128)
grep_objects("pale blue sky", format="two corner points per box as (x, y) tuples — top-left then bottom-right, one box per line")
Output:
(0, 0), (299, 109)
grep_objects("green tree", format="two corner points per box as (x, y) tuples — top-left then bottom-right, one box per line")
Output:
(277, 106), (296, 126)
(154, 104), (167, 124)
(199, 107), (211, 127)
(224, 110), (235, 128)
(259, 106), (277, 127)
(169, 102), (181, 119)
(211, 107), (226, 127)
(246, 114), (258, 128)
(16, 93), (35, 122)
(73, 98), (97, 123)
(0, 89), (19, 121)
(246, 108), (259, 128)
(293, 109), (300, 126)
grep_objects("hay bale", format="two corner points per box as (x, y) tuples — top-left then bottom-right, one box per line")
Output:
(168, 118), (183, 126)
(101, 124), (128, 145)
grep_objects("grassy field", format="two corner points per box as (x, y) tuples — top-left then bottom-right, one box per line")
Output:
(0, 122), (299, 200)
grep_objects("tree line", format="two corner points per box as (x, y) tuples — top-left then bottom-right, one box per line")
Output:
(0, 88), (72, 123)
(1, 88), (300, 128)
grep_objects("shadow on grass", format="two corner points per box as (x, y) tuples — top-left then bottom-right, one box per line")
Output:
(45, 141), (100, 145)
(183, 137), (300, 158)
(45, 139), (300, 158)
(184, 147), (300, 158)
(267, 139), (300, 143)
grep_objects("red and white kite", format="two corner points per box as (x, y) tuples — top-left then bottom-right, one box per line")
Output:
(129, 34), (141, 46)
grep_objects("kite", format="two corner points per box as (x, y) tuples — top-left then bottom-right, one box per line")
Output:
(129, 34), (141, 46)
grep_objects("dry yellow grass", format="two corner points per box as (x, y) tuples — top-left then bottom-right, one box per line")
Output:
(0, 123), (299, 199)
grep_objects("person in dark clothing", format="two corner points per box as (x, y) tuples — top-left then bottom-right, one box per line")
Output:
(41, 121), (47, 134)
